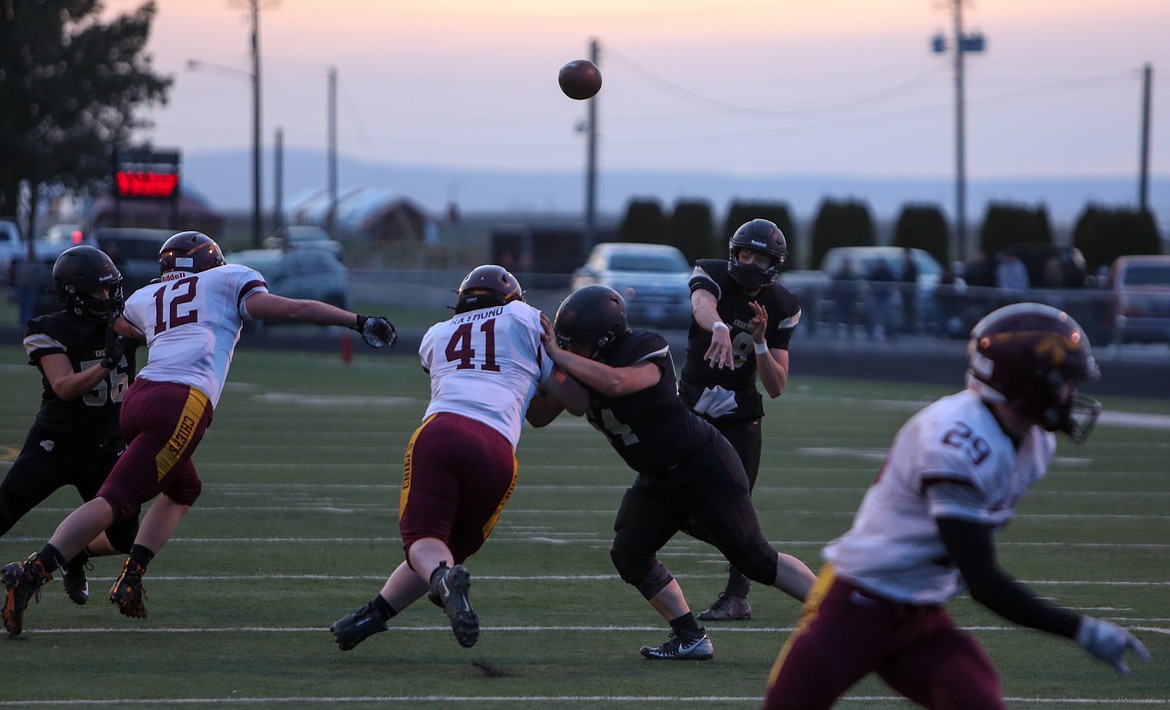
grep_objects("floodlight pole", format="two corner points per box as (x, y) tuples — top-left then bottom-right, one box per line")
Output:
(328, 66), (339, 236)
(584, 38), (600, 248)
(952, 3), (967, 262)
(932, 0), (985, 262)
(249, 0), (263, 247)
(1138, 63), (1152, 213)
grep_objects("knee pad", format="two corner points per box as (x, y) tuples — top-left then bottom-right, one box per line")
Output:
(610, 548), (674, 600)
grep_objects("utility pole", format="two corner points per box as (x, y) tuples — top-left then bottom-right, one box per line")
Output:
(328, 66), (338, 236)
(584, 38), (600, 247)
(932, 1), (985, 262)
(1138, 63), (1153, 213)
(274, 127), (284, 234)
(249, 0), (264, 247)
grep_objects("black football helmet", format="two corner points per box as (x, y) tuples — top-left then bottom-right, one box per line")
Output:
(554, 284), (630, 360)
(728, 219), (787, 291)
(455, 264), (524, 313)
(967, 302), (1101, 442)
(53, 245), (124, 322)
(159, 231), (225, 277)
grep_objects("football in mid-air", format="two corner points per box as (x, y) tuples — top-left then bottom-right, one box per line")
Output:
(558, 59), (602, 100)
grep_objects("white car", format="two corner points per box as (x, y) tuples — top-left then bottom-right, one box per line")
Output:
(569, 242), (693, 328)
(0, 218), (26, 274)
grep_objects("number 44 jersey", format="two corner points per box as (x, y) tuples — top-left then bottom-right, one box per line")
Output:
(419, 300), (555, 449)
(121, 264), (268, 409)
(823, 387), (1056, 605)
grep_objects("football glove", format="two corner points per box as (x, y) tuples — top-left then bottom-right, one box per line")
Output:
(100, 325), (125, 370)
(1075, 615), (1151, 675)
(354, 314), (397, 348)
(694, 385), (738, 419)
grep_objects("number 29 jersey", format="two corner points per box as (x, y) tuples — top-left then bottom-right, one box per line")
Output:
(121, 264), (268, 409)
(419, 300), (554, 449)
(823, 388), (1056, 605)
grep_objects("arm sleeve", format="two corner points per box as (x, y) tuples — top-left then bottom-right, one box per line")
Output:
(689, 264), (720, 298)
(935, 515), (1080, 639)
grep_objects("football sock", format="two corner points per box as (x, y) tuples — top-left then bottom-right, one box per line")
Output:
(75, 546), (93, 565)
(371, 594), (396, 621)
(669, 612), (701, 635)
(37, 543), (65, 574)
(726, 569), (751, 599)
(128, 544), (155, 570)
(429, 561), (450, 586)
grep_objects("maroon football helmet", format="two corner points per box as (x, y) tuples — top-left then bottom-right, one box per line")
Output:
(967, 302), (1101, 442)
(455, 264), (524, 313)
(159, 231), (225, 277)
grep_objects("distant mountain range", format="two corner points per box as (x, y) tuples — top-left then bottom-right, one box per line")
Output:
(180, 147), (1168, 230)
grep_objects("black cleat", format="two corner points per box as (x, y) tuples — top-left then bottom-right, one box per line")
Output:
(330, 601), (388, 651)
(61, 555), (92, 606)
(431, 563), (479, 648)
(640, 629), (715, 660)
(2, 554), (54, 638)
(697, 593), (752, 621)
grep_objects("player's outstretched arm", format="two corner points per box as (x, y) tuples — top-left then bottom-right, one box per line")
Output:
(243, 292), (396, 347)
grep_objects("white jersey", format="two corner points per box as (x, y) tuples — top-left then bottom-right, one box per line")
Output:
(121, 264), (268, 408)
(419, 300), (555, 448)
(824, 388), (1056, 605)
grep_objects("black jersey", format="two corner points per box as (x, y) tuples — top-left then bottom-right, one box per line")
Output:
(583, 329), (718, 480)
(22, 311), (136, 445)
(680, 258), (801, 421)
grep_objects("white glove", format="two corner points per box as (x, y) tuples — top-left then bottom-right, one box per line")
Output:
(1075, 615), (1151, 675)
(694, 385), (737, 418)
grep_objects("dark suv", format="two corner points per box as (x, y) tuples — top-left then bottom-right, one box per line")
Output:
(93, 227), (174, 294)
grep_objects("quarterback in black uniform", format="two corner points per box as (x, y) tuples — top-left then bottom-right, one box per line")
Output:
(680, 218), (800, 621)
(0, 246), (140, 606)
(542, 284), (815, 661)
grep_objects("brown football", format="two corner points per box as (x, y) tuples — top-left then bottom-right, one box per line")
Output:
(558, 59), (602, 100)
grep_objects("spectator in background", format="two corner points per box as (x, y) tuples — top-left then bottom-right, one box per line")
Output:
(1041, 255), (1065, 288)
(995, 249), (1030, 297)
(933, 263), (968, 339)
(11, 256), (53, 326)
(900, 248), (919, 335)
(865, 256), (898, 340)
(964, 251), (996, 289)
(830, 257), (865, 338)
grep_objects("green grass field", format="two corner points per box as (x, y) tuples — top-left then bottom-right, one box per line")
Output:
(0, 345), (1166, 708)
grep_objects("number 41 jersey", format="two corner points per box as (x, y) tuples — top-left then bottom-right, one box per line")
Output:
(419, 300), (555, 449)
(121, 264), (268, 409)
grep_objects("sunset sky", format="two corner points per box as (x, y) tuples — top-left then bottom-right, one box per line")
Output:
(105, 0), (1168, 203)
